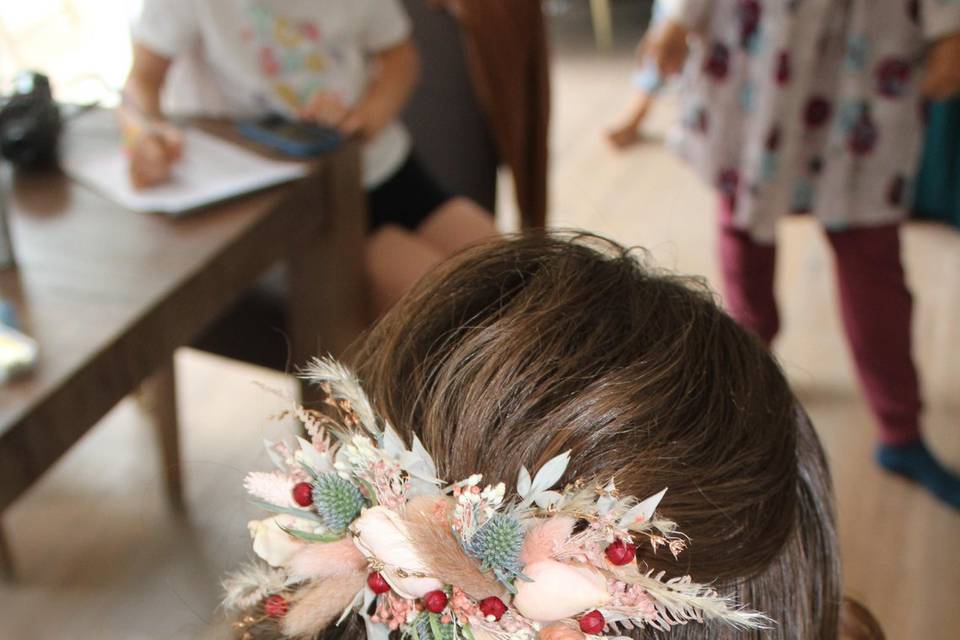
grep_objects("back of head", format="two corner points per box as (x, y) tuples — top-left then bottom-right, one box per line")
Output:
(355, 233), (841, 639)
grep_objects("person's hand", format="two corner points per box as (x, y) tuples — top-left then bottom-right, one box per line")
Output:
(126, 123), (183, 190)
(338, 95), (394, 141)
(922, 33), (960, 100)
(298, 91), (351, 129)
(648, 19), (690, 77)
(300, 90), (391, 141)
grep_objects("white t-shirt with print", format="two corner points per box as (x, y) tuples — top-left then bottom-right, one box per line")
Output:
(132, 0), (412, 187)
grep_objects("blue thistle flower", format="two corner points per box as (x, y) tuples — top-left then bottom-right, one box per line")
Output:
(311, 473), (365, 532)
(464, 513), (525, 588)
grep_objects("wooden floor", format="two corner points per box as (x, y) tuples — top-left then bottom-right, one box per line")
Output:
(3, 3), (958, 638)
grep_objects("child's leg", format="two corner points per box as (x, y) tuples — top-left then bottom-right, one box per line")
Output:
(824, 224), (921, 445)
(416, 197), (498, 257)
(366, 225), (444, 318)
(826, 224), (959, 509)
(607, 90), (657, 149)
(606, 57), (663, 149)
(716, 198), (780, 344)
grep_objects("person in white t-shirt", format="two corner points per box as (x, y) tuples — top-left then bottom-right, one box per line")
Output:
(122, 0), (497, 314)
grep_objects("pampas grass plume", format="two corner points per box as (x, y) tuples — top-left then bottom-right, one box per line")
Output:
(404, 496), (505, 600)
(281, 572), (365, 637)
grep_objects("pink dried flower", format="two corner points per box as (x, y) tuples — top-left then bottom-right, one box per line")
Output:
(450, 587), (481, 619)
(606, 580), (657, 620)
(368, 460), (407, 508)
(374, 592), (419, 630)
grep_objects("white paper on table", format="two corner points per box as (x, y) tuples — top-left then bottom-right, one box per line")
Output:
(60, 109), (309, 216)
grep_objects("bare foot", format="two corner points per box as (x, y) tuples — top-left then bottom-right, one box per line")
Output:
(606, 123), (641, 150)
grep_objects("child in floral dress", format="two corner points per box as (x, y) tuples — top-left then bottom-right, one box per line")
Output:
(650, 0), (960, 509)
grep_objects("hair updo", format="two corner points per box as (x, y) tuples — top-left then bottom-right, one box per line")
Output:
(348, 233), (853, 639)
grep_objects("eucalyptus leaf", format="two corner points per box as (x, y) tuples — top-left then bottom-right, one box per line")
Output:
(516, 466), (532, 497)
(382, 424), (406, 457)
(620, 487), (668, 527)
(278, 524), (344, 543)
(249, 499), (325, 524)
(428, 613), (443, 640)
(358, 478), (380, 506)
(530, 450), (570, 494)
(264, 438), (287, 471)
(298, 460), (323, 483)
(411, 434), (438, 479)
(296, 436), (334, 474)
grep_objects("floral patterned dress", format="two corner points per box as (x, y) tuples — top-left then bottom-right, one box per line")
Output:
(667, 0), (960, 242)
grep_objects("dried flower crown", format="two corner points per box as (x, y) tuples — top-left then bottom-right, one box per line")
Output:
(224, 358), (768, 638)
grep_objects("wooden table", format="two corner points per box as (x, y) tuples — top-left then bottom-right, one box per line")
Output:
(0, 129), (366, 580)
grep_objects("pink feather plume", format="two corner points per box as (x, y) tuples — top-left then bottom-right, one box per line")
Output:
(286, 537), (367, 582)
(520, 516), (576, 565)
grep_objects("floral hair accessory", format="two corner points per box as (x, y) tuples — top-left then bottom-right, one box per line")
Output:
(224, 358), (769, 638)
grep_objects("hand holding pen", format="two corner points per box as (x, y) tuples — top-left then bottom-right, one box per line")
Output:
(119, 92), (184, 190)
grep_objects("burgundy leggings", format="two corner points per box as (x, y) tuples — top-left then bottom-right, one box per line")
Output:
(717, 204), (922, 446)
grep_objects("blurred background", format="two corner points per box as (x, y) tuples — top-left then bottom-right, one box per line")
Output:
(1, 1), (958, 638)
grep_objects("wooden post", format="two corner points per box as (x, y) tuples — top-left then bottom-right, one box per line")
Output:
(589, 0), (613, 51)
(139, 359), (185, 512)
(287, 145), (367, 403)
(0, 522), (13, 582)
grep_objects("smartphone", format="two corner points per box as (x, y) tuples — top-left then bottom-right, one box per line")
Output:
(237, 115), (342, 158)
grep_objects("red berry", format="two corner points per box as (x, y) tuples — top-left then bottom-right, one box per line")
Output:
(367, 572), (391, 594)
(423, 590), (448, 613)
(604, 539), (637, 566)
(479, 596), (508, 621)
(264, 594), (289, 619)
(579, 610), (605, 635)
(292, 482), (314, 507)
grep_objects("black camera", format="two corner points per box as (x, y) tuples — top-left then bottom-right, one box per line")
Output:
(0, 72), (62, 169)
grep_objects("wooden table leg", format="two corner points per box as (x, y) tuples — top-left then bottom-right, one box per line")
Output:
(288, 146), (367, 402)
(139, 359), (185, 512)
(0, 521), (14, 582)
(589, 0), (613, 51)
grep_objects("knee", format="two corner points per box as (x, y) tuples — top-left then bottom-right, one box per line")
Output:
(438, 196), (486, 216)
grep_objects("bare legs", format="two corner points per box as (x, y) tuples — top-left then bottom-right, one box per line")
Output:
(366, 197), (497, 316)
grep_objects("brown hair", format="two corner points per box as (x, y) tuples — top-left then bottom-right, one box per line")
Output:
(351, 233), (844, 639)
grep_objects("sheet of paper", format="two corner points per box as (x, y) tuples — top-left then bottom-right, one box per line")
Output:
(60, 109), (309, 216)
